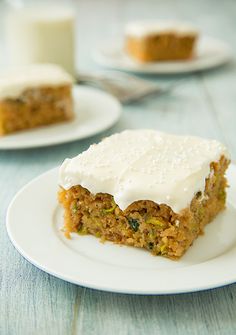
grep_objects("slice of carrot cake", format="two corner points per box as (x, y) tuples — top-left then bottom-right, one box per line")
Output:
(125, 20), (198, 62)
(0, 64), (74, 135)
(58, 130), (230, 259)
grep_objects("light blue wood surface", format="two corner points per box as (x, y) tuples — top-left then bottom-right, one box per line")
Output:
(1, 0), (236, 334)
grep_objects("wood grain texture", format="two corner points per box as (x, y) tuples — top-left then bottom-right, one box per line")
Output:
(1, 0), (236, 334)
(75, 287), (236, 335)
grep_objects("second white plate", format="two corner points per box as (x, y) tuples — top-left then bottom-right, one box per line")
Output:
(0, 86), (121, 150)
(6, 164), (236, 295)
(93, 35), (232, 74)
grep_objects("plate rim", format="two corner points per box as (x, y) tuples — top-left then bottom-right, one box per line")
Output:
(6, 164), (236, 295)
(0, 85), (122, 150)
(93, 35), (232, 74)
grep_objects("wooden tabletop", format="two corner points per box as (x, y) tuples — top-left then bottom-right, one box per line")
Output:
(1, 0), (236, 334)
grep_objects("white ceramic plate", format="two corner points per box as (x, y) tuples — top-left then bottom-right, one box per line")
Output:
(0, 86), (121, 150)
(93, 35), (232, 74)
(6, 164), (236, 295)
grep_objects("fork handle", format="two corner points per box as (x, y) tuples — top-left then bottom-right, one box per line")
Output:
(76, 73), (107, 85)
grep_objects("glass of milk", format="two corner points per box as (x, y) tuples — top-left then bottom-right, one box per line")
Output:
(5, 0), (76, 76)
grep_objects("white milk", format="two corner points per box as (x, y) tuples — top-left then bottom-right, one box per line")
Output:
(6, 6), (75, 76)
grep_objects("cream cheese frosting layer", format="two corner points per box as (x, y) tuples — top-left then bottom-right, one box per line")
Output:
(125, 20), (198, 38)
(0, 64), (73, 99)
(59, 130), (229, 213)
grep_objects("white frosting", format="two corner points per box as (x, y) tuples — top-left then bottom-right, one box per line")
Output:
(59, 130), (229, 213)
(125, 20), (198, 37)
(0, 64), (73, 99)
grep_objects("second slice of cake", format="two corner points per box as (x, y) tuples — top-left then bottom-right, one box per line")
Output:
(0, 64), (74, 135)
(59, 130), (230, 259)
(125, 20), (198, 62)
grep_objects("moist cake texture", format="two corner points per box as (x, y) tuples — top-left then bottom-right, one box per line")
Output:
(0, 64), (74, 135)
(125, 21), (198, 62)
(58, 130), (230, 259)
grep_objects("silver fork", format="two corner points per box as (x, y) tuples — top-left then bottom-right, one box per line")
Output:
(76, 72), (184, 104)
